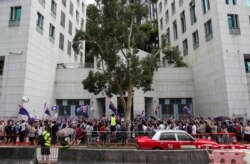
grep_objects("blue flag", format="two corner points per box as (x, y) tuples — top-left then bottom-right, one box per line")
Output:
(18, 104), (30, 117)
(109, 101), (118, 114)
(76, 105), (89, 118)
(183, 105), (191, 115)
(45, 108), (51, 117)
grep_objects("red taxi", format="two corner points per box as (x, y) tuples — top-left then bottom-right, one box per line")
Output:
(136, 130), (218, 150)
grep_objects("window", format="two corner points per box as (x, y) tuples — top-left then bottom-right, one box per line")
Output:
(180, 11), (186, 33)
(49, 24), (55, 39)
(36, 12), (44, 34)
(166, 28), (171, 45)
(61, 11), (65, 27)
(173, 20), (178, 40)
(179, 0), (183, 6)
(171, 0), (176, 15)
(247, 0), (250, 6)
(81, 18), (84, 30)
(159, 2), (162, 14)
(59, 33), (64, 50)
(202, 0), (210, 13)
(82, 2), (85, 14)
(67, 41), (72, 55)
(69, 1), (73, 16)
(68, 20), (72, 35)
(228, 14), (240, 35)
(245, 57), (250, 73)
(76, 10), (79, 23)
(80, 52), (83, 63)
(190, 0), (197, 25)
(204, 19), (213, 41)
(62, 0), (66, 7)
(165, 10), (169, 24)
(164, 0), (168, 6)
(160, 133), (176, 141)
(182, 39), (188, 56)
(39, 0), (45, 7)
(192, 30), (199, 49)
(177, 133), (193, 141)
(226, 0), (236, 5)
(9, 6), (21, 27)
(0, 60), (4, 76)
(160, 18), (163, 29)
(51, 0), (57, 16)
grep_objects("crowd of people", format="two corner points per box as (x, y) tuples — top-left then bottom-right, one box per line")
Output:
(0, 115), (250, 147)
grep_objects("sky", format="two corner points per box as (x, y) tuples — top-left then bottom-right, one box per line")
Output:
(87, 0), (96, 4)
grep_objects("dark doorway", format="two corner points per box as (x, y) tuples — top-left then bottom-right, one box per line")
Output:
(117, 97), (134, 119)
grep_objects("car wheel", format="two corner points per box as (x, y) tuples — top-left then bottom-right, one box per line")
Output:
(153, 147), (162, 150)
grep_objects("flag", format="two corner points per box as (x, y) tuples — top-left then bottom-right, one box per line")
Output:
(136, 110), (145, 119)
(44, 102), (51, 117)
(82, 104), (89, 118)
(155, 105), (160, 115)
(109, 101), (118, 114)
(183, 105), (191, 115)
(51, 105), (59, 111)
(18, 104), (30, 117)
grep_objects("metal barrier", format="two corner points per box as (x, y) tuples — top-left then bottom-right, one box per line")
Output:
(36, 146), (59, 163)
(192, 133), (236, 144)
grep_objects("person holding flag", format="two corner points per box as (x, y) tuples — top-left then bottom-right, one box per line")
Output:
(44, 102), (51, 117)
(155, 105), (160, 115)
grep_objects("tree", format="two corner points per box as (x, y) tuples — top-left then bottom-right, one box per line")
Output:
(73, 0), (185, 132)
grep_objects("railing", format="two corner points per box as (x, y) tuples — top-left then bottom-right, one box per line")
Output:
(0, 131), (241, 147)
(57, 62), (94, 69)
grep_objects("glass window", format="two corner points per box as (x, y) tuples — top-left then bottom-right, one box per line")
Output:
(0, 60), (4, 75)
(67, 40), (72, 55)
(190, 0), (197, 25)
(247, 0), (250, 6)
(160, 132), (176, 141)
(180, 11), (186, 33)
(82, 2), (85, 14)
(81, 18), (84, 30)
(59, 33), (64, 50)
(202, 0), (210, 13)
(171, 0), (176, 15)
(204, 19), (213, 41)
(227, 14), (239, 29)
(76, 10), (79, 23)
(62, 0), (66, 7)
(61, 11), (65, 27)
(51, 0), (57, 15)
(70, 1), (73, 16)
(49, 23), (55, 38)
(159, 2), (162, 14)
(160, 18), (163, 29)
(166, 28), (171, 45)
(182, 39), (188, 56)
(165, 10), (169, 24)
(226, 0), (236, 5)
(173, 20), (178, 40)
(68, 20), (72, 35)
(10, 6), (22, 21)
(36, 12), (44, 29)
(177, 133), (193, 141)
(192, 30), (199, 49)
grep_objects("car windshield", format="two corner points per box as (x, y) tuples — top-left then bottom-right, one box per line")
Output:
(148, 131), (156, 139)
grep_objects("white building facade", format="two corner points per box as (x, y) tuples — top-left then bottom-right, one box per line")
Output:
(157, 0), (250, 118)
(0, 0), (86, 118)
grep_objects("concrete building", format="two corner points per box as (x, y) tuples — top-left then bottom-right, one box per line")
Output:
(157, 0), (250, 118)
(0, 0), (86, 118)
(1, 0), (250, 120)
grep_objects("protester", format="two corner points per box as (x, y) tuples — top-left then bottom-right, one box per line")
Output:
(41, 126), (51, 163)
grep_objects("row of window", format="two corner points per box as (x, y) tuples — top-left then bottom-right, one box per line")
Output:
(164, 19), (212, 56)
(159, 0), (211, 17)
(160, 0), (250, 15)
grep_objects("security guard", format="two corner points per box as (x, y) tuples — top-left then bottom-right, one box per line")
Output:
(41, 126), (51, 163)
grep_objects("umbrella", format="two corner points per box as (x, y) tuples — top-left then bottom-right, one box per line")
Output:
(56, 128), (75, 137)
(214, 116), (230, 122)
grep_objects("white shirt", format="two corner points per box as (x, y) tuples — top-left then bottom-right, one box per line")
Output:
(192, 125), (197, 135)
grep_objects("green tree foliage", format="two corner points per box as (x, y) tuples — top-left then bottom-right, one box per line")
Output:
(73, 0), (186, 131)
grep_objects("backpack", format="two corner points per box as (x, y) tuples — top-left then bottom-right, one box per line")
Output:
(38, 132), (49, 146)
